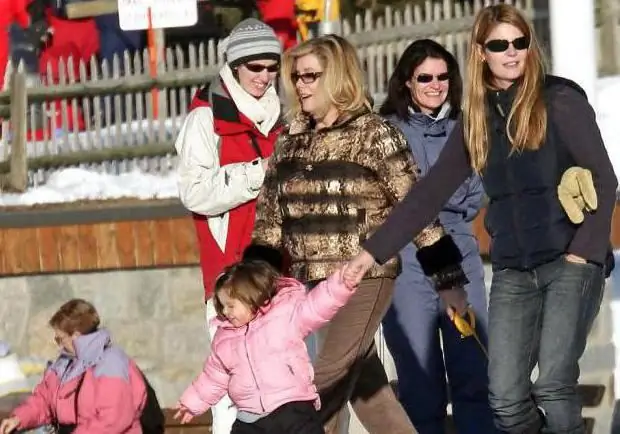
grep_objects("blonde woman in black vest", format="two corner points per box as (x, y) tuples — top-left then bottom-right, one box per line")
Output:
(346, 5), (616, 433)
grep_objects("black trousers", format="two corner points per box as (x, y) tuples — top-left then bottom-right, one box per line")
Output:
(231, 401), (324, 434)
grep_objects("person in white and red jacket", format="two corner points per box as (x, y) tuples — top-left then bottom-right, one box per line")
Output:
(174, 18), (283, 434)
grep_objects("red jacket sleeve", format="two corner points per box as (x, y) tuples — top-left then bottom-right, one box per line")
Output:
(11, 0), (31, 28)
(12, 370), (57, 430)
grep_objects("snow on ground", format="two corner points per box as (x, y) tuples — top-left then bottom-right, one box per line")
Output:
(0, 168), (179, 207)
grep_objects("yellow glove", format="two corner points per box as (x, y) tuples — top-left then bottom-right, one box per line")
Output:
(557, 166), (597, 224)
(450, 307), (476, 338)
(448, 307), (488, 359)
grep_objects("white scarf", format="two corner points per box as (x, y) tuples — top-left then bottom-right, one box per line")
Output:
(219, 64), (281, 136)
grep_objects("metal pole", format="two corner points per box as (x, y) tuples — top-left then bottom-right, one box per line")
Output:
(318, 0), (340, 35)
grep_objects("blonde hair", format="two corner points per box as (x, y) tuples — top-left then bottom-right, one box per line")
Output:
(213, 260), (280, 318)
(464, 4), (548, 174)
(280, 34), (371, 121)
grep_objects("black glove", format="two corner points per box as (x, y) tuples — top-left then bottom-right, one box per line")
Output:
(416, 235), (469, 291)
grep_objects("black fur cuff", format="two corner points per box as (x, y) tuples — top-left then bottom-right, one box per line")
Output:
(243, 243), (285, 271)
(416, 235), (469, 290)
(430, 264), (469, 291)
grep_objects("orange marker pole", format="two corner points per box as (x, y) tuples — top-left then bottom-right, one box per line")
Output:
(147, 7), (159, 119)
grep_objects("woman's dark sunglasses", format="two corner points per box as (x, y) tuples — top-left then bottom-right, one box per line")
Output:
(244, 63), (280, 73)
(291, 72), (322, 84)
(416, 73), (450, 83)
(484, 36), (530, 53)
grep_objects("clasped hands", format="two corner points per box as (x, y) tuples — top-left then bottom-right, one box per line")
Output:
(343, 166), (596, 317)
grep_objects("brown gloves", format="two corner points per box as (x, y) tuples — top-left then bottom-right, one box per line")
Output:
(557, 166), (598, 224)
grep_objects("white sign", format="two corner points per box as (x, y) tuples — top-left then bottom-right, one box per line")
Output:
(118, 0), (198, 31)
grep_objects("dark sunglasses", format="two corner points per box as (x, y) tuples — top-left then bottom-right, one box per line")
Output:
(244, 63), (280, 73)
(484, 36), (530, 53)
(291, 71), (322, 84)
(415, 73), (450, 83)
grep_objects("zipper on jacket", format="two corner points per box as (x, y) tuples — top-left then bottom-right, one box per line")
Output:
(506, 164), (527, 268)
(244, 325), (265, 412)
(495, 92), (527, 269)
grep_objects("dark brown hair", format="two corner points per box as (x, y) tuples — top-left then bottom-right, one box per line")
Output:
(380, 39), (462, 120)
(49, 299), (100, 335)
(213, 260), (280, 318)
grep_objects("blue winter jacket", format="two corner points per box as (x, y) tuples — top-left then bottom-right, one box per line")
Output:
(386, 105), (485, 280)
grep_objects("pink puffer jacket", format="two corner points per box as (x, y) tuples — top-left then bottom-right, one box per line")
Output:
(179, 271), (354, 415)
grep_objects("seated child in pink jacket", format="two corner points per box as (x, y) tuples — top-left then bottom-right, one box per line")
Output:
(0, 299), (147, 434)
(174, 259), (357, 434)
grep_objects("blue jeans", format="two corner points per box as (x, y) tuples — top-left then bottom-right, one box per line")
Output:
(487, 256), (605, 433)
(382, 251), (496, 434)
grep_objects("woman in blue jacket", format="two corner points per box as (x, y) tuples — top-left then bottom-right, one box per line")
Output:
(379, 39), (496, 434)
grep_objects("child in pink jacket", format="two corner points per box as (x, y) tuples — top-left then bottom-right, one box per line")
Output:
(174, 259), (357, 433)
(0, 299), (147, 434)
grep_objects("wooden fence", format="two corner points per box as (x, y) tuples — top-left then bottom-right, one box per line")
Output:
(0, 42), (222, 190)
(0, 0), (617, 191)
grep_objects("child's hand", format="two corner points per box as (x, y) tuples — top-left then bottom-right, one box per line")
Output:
(338, 265), (358, 291)
(343, 249), (374, 287)
(173, 403), (195, 424)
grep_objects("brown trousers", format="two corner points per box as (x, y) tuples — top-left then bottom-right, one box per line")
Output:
(312, 278), (418, 434)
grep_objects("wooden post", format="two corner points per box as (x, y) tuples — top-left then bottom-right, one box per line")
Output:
(599, 0), (620, 76)
(147, 7), (160, 119)
(155, 28), (166, 121)
(7, 69), (28, 192)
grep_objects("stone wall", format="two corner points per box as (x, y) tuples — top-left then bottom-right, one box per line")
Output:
(0, 265), (207, 408)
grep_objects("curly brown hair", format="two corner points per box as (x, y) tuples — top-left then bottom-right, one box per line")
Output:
(49, 299), (100, 335)
(213, 260), (280, 318)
